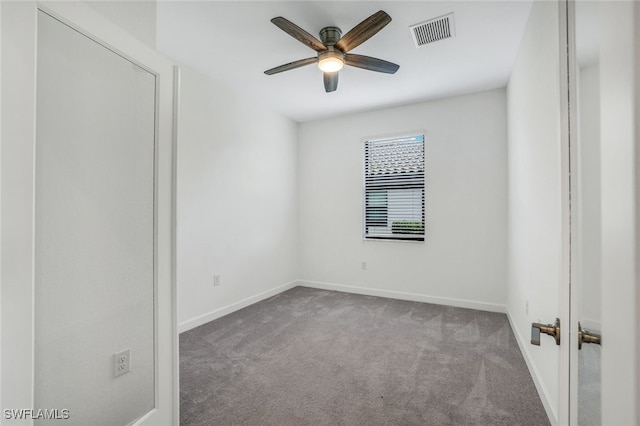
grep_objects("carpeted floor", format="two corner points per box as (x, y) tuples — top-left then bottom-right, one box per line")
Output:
(180, 286), (550, 425)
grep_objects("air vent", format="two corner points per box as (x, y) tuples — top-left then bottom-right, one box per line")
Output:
(409, 13), (456, 48)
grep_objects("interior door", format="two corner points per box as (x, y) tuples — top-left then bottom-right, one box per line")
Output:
(572, 2), (602, 424)
(569, 1), (639, 425)
(1, 3), (177, 425)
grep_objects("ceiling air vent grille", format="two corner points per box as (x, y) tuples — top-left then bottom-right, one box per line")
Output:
(409, 13), (456, 48)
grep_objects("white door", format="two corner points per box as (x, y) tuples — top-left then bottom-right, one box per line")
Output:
(1, 3), (177, 425)
(569, 1), (639, 425)
(570, 2), (603, 424)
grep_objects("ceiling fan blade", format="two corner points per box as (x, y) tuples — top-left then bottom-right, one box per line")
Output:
(271, 17), (327, 52)
(344, 54), (399, 74)
(335, 10), (392, 53)
(264, 57), (317, 75)
(323, 72), (339, 92)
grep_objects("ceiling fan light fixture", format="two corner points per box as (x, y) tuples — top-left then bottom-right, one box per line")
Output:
(265, 12), (398, 92)
(317, 50), (344, 73)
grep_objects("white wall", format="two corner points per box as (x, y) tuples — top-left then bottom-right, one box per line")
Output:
(176, 66), (298, 332)
(297, 89), (508, 311)
(599, 2), (638, 424)
(506, 1), (562, 423)
(82, 1), (156, 49)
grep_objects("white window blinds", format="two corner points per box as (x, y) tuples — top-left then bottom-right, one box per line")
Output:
(364, 134), (425, 241)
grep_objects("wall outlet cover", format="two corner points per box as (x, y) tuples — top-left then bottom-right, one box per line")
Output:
(113, 349), (131, 378)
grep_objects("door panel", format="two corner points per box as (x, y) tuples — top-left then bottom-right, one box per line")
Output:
(573, 2), (602, 423)
(35, 11), (155, 425)
(570, 1), (639, 425)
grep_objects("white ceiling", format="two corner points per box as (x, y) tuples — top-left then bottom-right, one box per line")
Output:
(157, 1), (533, 123)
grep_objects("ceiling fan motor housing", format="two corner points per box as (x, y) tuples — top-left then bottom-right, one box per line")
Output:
(319, 26), (342, 46)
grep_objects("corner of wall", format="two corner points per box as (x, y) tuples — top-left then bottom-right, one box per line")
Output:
(175, 66), (299, 331)
(178, 280), (298, 333)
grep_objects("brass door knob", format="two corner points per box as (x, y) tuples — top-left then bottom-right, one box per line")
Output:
(531, 318), (561, 346)
(578, 322), (601, 350)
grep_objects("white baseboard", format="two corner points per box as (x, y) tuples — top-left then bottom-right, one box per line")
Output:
(297, 280), (507, 314)
(179, 279), (509, 332)
(506, 310), (558, 426)
(178, 280), (297, 333)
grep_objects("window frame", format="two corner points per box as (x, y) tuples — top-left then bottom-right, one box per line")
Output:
(362, 131), (426, 243)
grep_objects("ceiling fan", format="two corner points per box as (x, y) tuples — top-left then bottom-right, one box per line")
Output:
(264, 10), (400, 93)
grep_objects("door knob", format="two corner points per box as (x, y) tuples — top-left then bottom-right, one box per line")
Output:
(578, 322), (601, 350)
(531, 318), (561, 346)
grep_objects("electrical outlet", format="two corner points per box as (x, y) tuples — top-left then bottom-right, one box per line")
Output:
(113, 349), (130, 378)
(361, 262), (367, 270)
(213, 274), (221, 286)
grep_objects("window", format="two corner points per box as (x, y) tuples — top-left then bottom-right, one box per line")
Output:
(364, 134), (425, 241)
